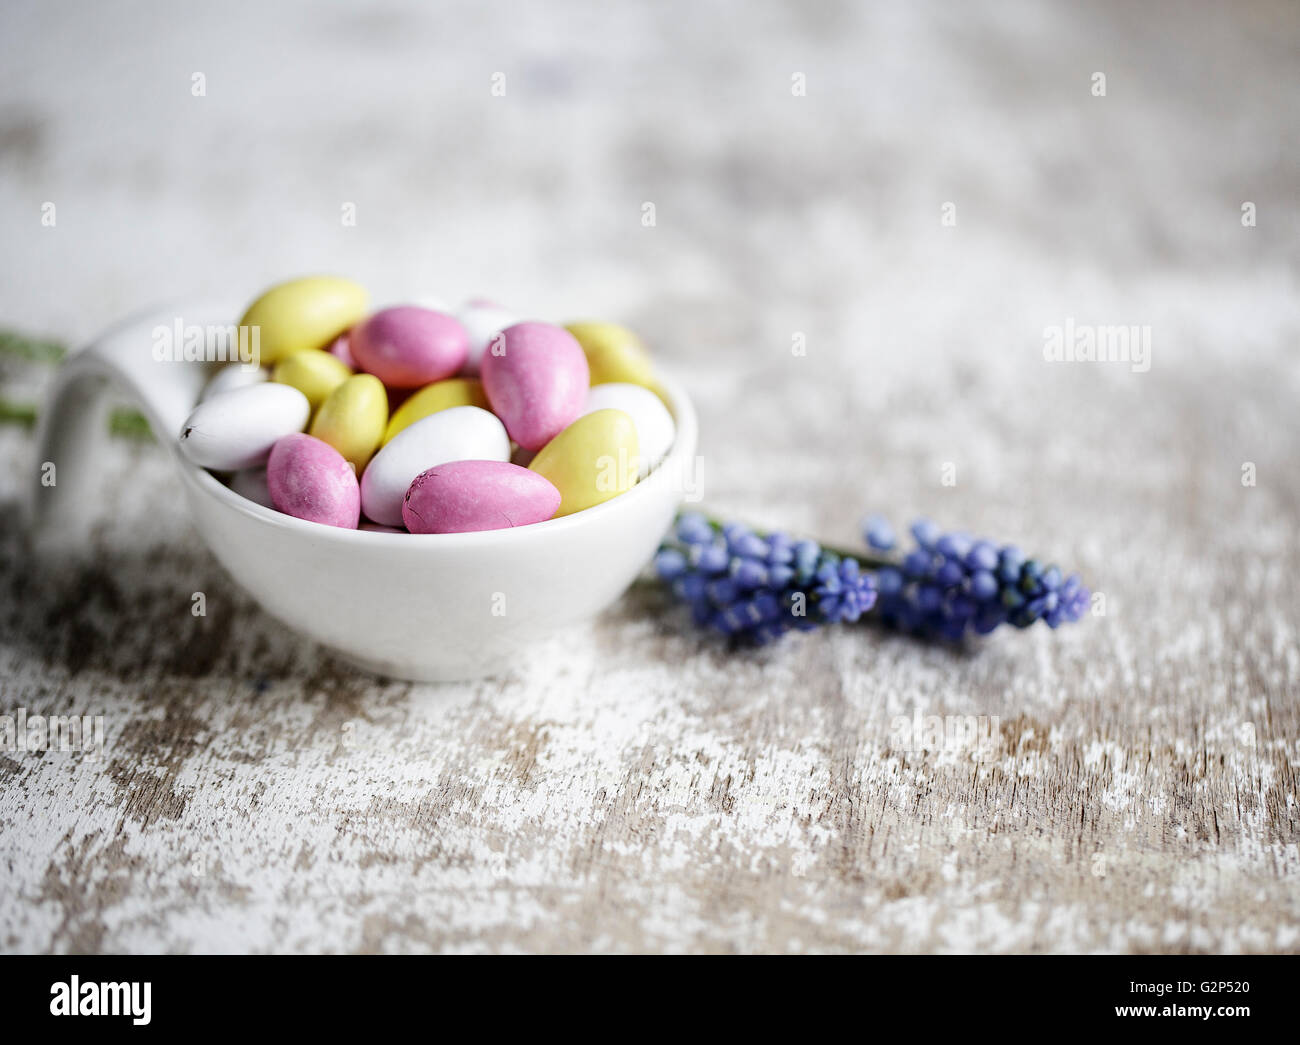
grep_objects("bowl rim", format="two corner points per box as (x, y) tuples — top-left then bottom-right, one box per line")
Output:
(177, 369), (699, 547)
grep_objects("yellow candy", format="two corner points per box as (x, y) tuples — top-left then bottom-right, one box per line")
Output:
(528, 409), (639, 517)
(272, 348), (353, 414)
(564, 321), (656, 388)
(383, 378), (490, 445)
(310, 374), (388, 472)
(239, 276), (368, 365)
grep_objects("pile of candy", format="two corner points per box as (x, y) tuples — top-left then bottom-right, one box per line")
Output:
(178, 278), (676, 532)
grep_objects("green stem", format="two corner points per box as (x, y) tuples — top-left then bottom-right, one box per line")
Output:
(0, 399), (151, 439)
(108, 407), (152, 440)
(0, 329), (67, 364)
(0, 398), (38, 428)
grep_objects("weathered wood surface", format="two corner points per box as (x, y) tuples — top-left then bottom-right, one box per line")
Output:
(1, 0), (1297, 953)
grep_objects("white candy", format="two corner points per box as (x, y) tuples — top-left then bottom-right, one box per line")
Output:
(178, 383), (310, 471)
(579, 382), (675, 476)
(359, 405), (510, 526)
(201, 363), (268, 401)
(360, 521), (405, 534)
(227, 467), (275, 508)
(457, 301), (517, 375)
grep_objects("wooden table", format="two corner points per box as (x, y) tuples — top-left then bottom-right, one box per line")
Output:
(1, 0), (1296, 953)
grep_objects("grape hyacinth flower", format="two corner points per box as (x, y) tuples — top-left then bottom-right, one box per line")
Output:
(869, 518), (1090, 640)
(653, 513), (877, 645)
(654, 512), (1089, 646)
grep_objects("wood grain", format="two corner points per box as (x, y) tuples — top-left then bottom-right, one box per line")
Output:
(0, 0), (1297, 953)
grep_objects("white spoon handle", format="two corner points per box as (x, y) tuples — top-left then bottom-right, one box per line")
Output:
(29, 301), (239, 543)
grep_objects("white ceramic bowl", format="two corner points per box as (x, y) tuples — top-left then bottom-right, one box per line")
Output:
(31, 301), (697, 680)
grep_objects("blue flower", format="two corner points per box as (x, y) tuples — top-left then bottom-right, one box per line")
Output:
(656, 512), (1088, 646)
(863, 515), (896, 551)
(810, 556), (876, 623)
(655, 513), (876, 644)
(870, 518), (1090, 640)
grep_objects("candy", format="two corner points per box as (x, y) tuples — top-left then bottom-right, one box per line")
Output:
(360, 521), (405, 534)
(267, 433), (360, 529)
(309, 373), (388, 472)
(565, 321), (655, 388)
(237, 276), (368, 365)
(359, 405), (510, 526)
(326, 334), (356, 369)
(201, 363), (268, 402)
(383, 378), (490, 445)
(579, 382), (674, 476)
(480, 322), (589, 451)
(178, 383), (310, 471)
(186, 281), (670, 534)
(528, 408), (639, 517)
(349, 306), (468, 389)
(457, 300), (517, 376)
(402, 460), (561, 533)
(271, 348), (353, 413)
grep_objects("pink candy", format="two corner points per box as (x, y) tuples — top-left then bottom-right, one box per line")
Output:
(267, 433), (361, 529)
(402, 460), (561, 533)
(480, 322), (589, 451)
(349, 307), (468, 389)
(326, 333), (356, 369)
